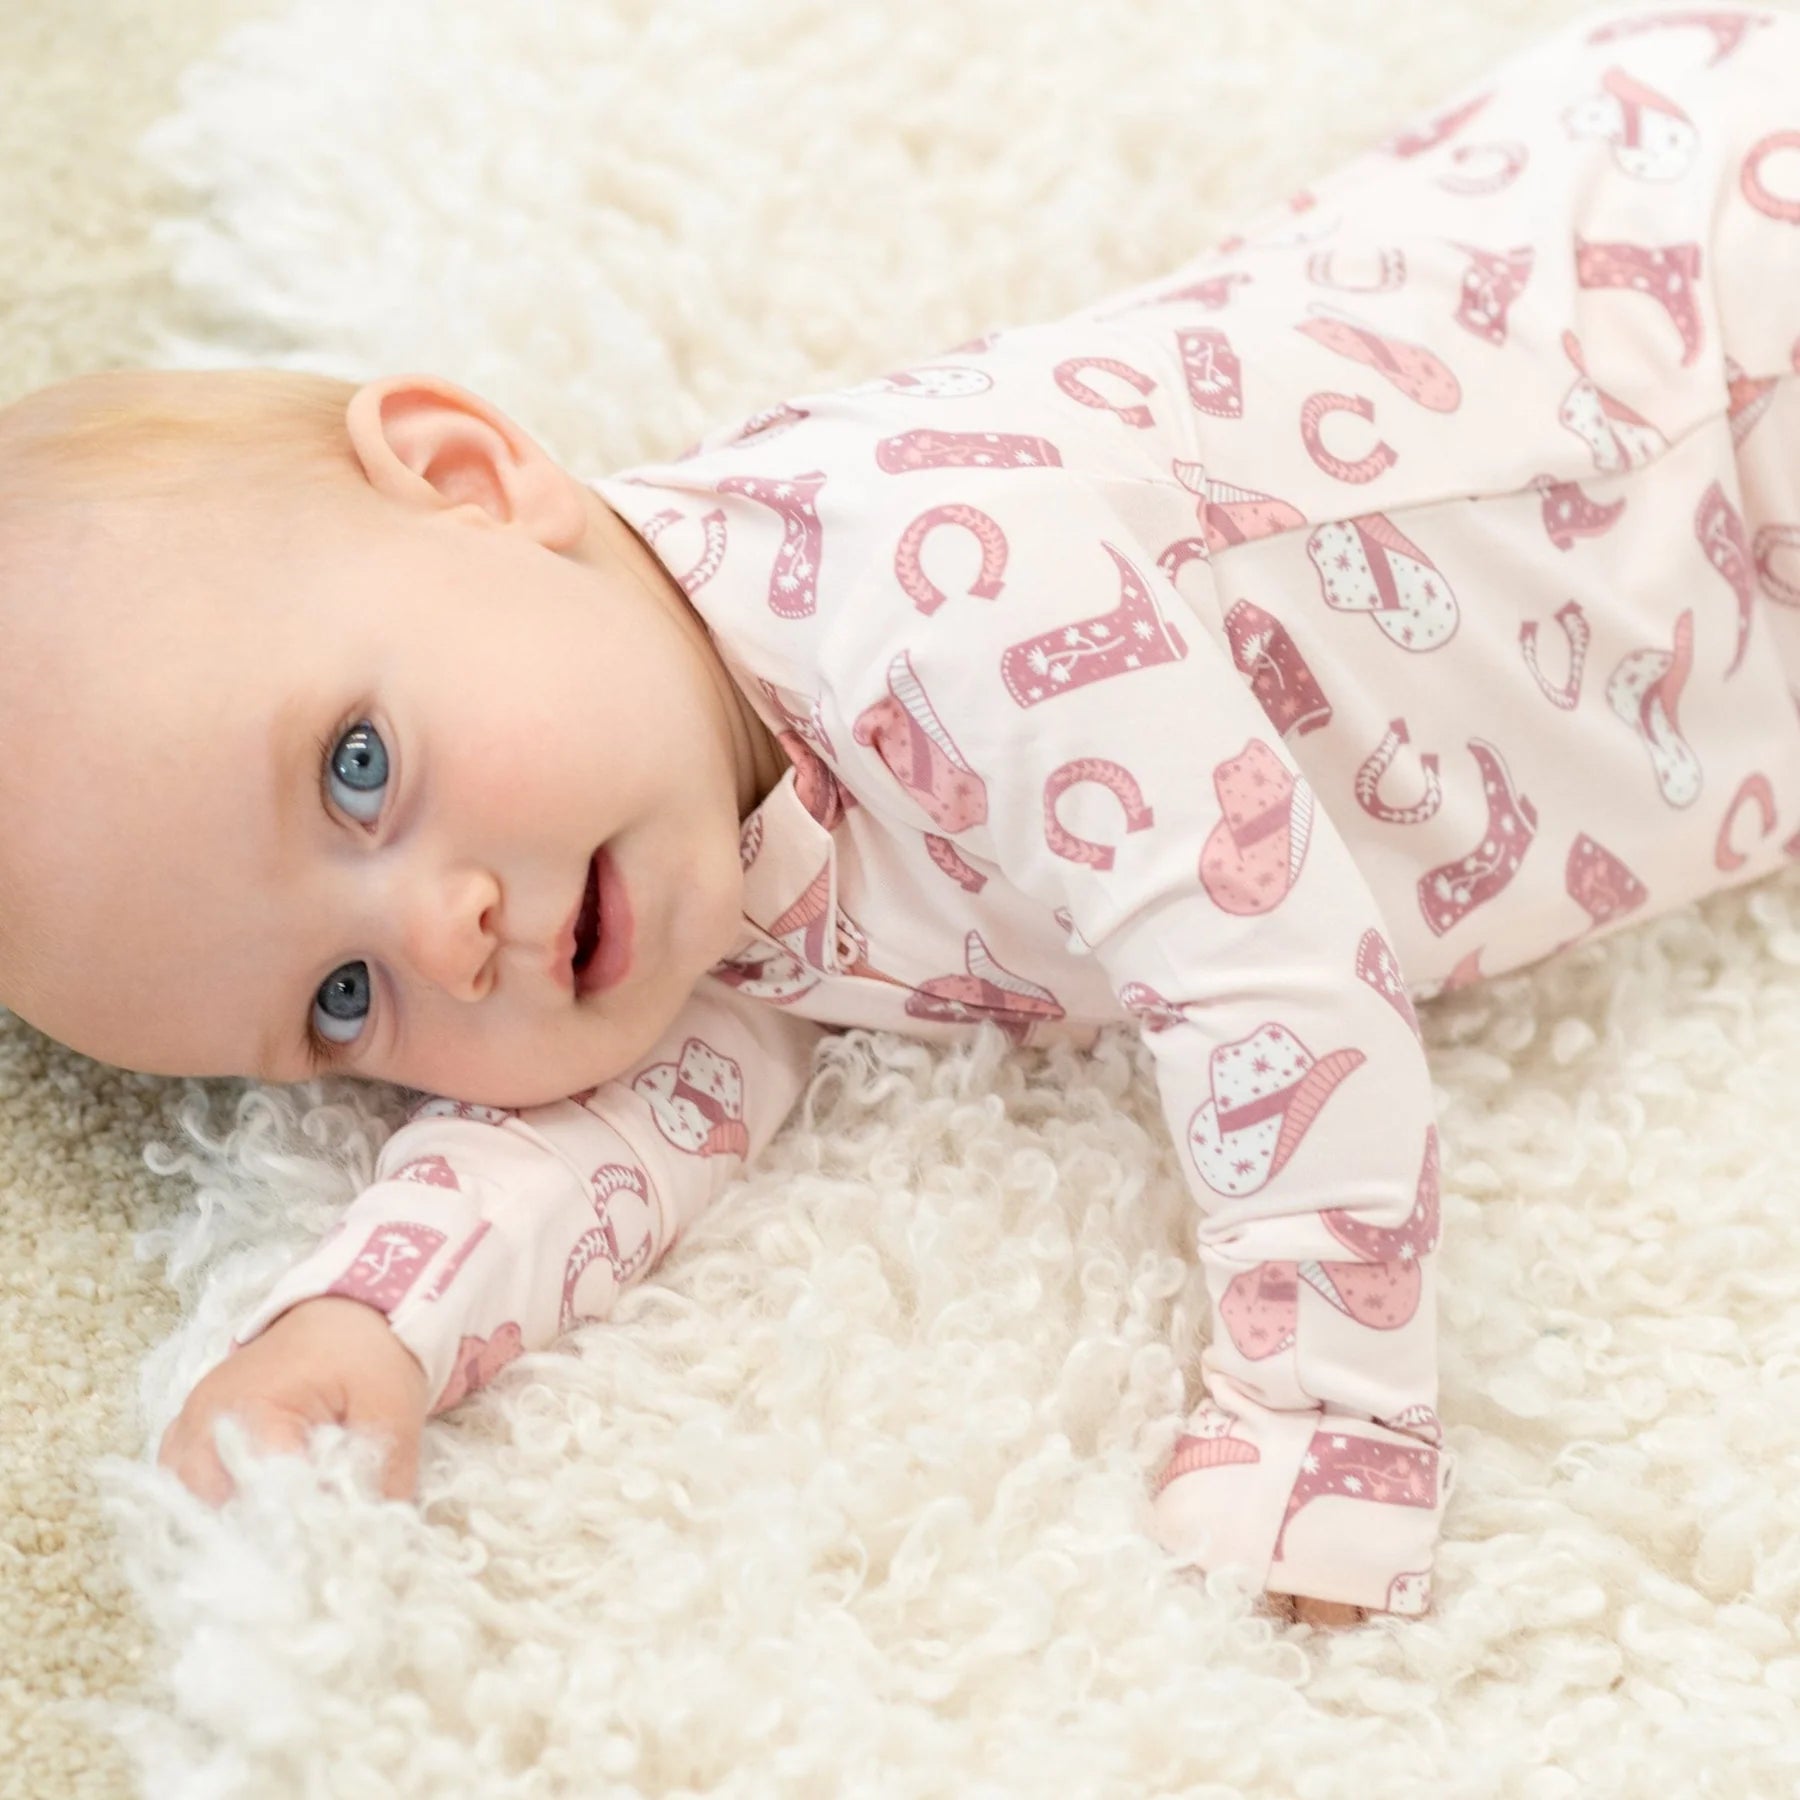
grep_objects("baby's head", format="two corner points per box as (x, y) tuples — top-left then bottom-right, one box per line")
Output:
(0, 369), (777, 1110)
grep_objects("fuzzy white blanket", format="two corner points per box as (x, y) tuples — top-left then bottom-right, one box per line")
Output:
(86, 1), (1800, 1792)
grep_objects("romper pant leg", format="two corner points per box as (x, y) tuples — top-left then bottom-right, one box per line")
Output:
(1202, 407), (1800, 1002)
(1184, 5), (1800, 997)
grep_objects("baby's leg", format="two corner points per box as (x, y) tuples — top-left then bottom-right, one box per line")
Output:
(1108, 3), (1800, 996)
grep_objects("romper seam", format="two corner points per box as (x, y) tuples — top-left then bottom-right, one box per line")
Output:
(1203, 391), (1738, 559)
(1109, 316), (1759, 570)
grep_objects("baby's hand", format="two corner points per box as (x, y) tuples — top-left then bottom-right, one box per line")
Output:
(1271, 1593), (1371, 1629)
(157, 1296), (430, 1506)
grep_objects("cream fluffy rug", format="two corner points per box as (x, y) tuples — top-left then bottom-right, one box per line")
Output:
(76, 0), (1800, 1791)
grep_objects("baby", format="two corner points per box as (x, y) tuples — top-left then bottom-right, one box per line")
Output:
(6, 1), (1797, 1633)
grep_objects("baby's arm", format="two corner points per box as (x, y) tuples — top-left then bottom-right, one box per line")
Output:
(160, 983), (828, 1501)
(842, 470), (1446, 1616)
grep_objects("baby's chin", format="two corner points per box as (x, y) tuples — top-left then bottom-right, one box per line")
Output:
(402, 996), (690, 1114)
(386, 1063), (593, 1115)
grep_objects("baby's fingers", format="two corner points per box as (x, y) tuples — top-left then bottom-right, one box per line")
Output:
(156, 1404), (312, 1507)
(341, 1394), (423, 1501)
(1269, 1592), (1369, 1629)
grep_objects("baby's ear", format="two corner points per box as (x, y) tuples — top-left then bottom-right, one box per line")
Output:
(344, 374), (586, 548)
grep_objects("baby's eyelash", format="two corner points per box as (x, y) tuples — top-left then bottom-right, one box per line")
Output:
(301, 1021), (338, 1077)
(314, 717), (354, 812)
(300, 713), (382, 1076)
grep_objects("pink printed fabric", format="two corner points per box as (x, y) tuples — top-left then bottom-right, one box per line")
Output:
(231, 986), (830, 1414)
(233, 3), (1800, 1613)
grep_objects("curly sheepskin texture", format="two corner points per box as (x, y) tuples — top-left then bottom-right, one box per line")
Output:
(72, 0), (1800, 1792)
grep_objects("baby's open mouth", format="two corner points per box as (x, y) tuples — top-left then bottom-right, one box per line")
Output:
(571, 850), (602, 975)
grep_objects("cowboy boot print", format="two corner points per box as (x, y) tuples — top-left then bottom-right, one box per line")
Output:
(1450, 244), (1533, 346)
(998, 542), (1189, 705)
(1576, 238), (1705, 365)
(1417, 739), (1539, 934)
(1535, 476), (1625, 551)
(876, 428), (1064, 472)
(1356, 928), (1424, 1041)
(713, 471), (828, 619)
(1223, 600), (1333, 738)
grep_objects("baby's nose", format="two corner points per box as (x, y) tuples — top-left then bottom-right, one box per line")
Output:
(402, 870), (500, 1000)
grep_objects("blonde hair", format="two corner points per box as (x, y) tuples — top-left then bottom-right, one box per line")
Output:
(0, 366), (363, 528)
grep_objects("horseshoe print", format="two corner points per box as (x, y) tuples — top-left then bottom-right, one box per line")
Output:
(1519, 600), (1591, 709)
(1300, 392), (1397, 483)
(1436, 141), (1529, 195)
(1305, 246), (1407, 292)
(1743, 130), (1800, 224)
(1042, 758), (1156, 870)
(1053, 356), (1159, 429)
(1383, 90), (1492, 159)
(893, 504), (1009, 614)
(640, 505), (729, 595)
(559, 1163), (658, 1333)
(1354, 719), (1443, 825)
(726, 402), (811, 448)
(1717, 773), (1779, 872)
(1157, 538), (1213, 586)
(850, 365), (994, 399)
(924, 832), (989, 894)
(1755, 524), (1800, 605)
(1588, 8), (1772, 68)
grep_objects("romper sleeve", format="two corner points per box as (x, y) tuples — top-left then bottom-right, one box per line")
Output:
(229, 981), (830, 1417)
(838, 467), (1448, 1616)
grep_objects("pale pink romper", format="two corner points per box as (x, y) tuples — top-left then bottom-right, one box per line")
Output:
(234, 2), (1800, 1613)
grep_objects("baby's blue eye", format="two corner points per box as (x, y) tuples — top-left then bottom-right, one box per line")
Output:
(327, 720), (388, 824)
(313, 961), (371, 1045)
